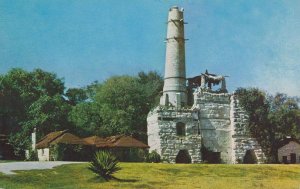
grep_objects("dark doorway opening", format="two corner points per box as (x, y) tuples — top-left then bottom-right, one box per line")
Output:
(243, 149), (258, 164)
(201, 146), (221, 164)
(175, 150), (191, 164)
(290, 153), (296, 164)
(282, 156), (288, 164)
(209, 152), (221, 163)
(176, 122), (186, 136)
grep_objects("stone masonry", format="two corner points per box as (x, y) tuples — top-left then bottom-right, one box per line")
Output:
(230, 95), (265, 163)
(148, 89), (266, 164)
(148, 107), (201, 163)
(147, 6), (265, 164)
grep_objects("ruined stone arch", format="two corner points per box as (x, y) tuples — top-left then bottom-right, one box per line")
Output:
(243, 149), (258, 164)
(176, 122), (186, 136)
(175, 149), (191, 163)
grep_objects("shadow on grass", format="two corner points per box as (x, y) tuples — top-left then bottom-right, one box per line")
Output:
(112, 177), (138, 183)
(89, 176), (138, 183)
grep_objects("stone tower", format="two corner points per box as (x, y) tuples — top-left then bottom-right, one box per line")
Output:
(161, 6), (187, 108)
(147, 6), (266, 164)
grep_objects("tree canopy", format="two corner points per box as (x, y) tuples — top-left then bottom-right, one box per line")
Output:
(0, 68), (68, 156)
(0, 69), (163, 157)
(236, 88), (300, 162)
(2, 67), (299, 163)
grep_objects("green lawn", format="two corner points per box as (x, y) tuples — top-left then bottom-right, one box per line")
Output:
(0, 163), (299, 189)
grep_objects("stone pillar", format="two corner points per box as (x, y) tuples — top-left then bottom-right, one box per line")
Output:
(162, 6), (187, 107)
(221, 78), (226, 91)
(201, 75), (206, 88)
(31, 128), (36, 150)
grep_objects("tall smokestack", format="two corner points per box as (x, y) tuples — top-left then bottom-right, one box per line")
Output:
(161, 6), (187, 107)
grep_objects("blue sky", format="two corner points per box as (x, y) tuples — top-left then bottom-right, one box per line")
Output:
(1, 0), (300, 96)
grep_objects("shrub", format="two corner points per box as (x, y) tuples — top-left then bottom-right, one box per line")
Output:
(146, 150), (161, 163)
(88, 151), (121, 180)
(50, 144), (66, 161)
(26, 150), (38, 161)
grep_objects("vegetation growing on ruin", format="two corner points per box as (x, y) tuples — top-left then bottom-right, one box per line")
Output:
(236, 88), (300, 162)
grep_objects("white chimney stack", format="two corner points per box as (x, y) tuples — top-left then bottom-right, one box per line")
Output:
(161, 6), (187, 108)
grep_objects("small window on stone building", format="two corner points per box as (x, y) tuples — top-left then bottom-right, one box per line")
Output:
(176, 122), (186, 136)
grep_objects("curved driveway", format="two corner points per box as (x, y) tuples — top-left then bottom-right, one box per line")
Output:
(0, 161), (84, 175)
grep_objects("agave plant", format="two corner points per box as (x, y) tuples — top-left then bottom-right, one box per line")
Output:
(88, 151), (121, 180)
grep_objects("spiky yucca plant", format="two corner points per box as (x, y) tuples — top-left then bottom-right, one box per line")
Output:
(88, 151), (121, 180)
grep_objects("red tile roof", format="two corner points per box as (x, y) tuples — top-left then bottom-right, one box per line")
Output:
(99, 135), (149, 148)
(83, 136), (107, 146)
(36, 131), (149, 149)
(36, 130), (67, 149)
(36, 131), (88, 149)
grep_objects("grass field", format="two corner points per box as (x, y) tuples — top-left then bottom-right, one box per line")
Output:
(0, 163), (299, 189)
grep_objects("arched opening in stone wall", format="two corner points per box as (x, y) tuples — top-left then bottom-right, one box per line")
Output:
(175, 150), (191, 163)
(243, 149), (258, 164)
(201, 145), (221, 163)
(176, 122), (186, 136)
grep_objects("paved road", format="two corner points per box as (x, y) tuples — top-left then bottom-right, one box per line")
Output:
(0, 161), (84, 175)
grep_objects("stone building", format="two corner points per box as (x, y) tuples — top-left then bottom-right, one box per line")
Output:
(147, 6), (265, 164)
(277, 137), (300, 164)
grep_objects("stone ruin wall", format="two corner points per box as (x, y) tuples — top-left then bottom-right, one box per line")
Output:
(194, 91), (234, 163)
(147, 91), (266, 164)
(230, 95), (265, 163)
(147, 108), (202, 163)
(193, 91), (265, 163)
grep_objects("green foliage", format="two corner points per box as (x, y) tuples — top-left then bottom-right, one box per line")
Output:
(95, 72), (163, 139)
(69, 71), (162, 141)
(137, 71), (163, 108)
(111, 148), (146, 162)
(96, 76), (145, 135)
(69, 102), (103, 136)
(65, 88), (88, 105)
(0, 68), (163, 159)
(235, 88), (272, 160)
(50, 144), (92, 161)
(268, 93), (300, 139)
(236, 88), (300, 162)
(50, 144), (67, 161)
(146, 150), (161, 163)
(0, 68), (68, 158)
(23, 95), (71, 137)
(88, 151), (121, 180)
(26, 150), (38, 161)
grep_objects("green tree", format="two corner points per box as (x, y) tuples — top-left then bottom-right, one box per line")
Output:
(0, 68), (66, 157)
(65, 88), (88, 105)
(69, 102), (103, 136)
(23, 95), (71, 136)
(137, 71), (163, 109)
(235, 88), (272, 161)
(236, 88), (300, 162)
(269, 93), (300, 138)
(95, 76), (146, 136)
(94, 72), (163, 139)
(268, 93), (300, 161)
